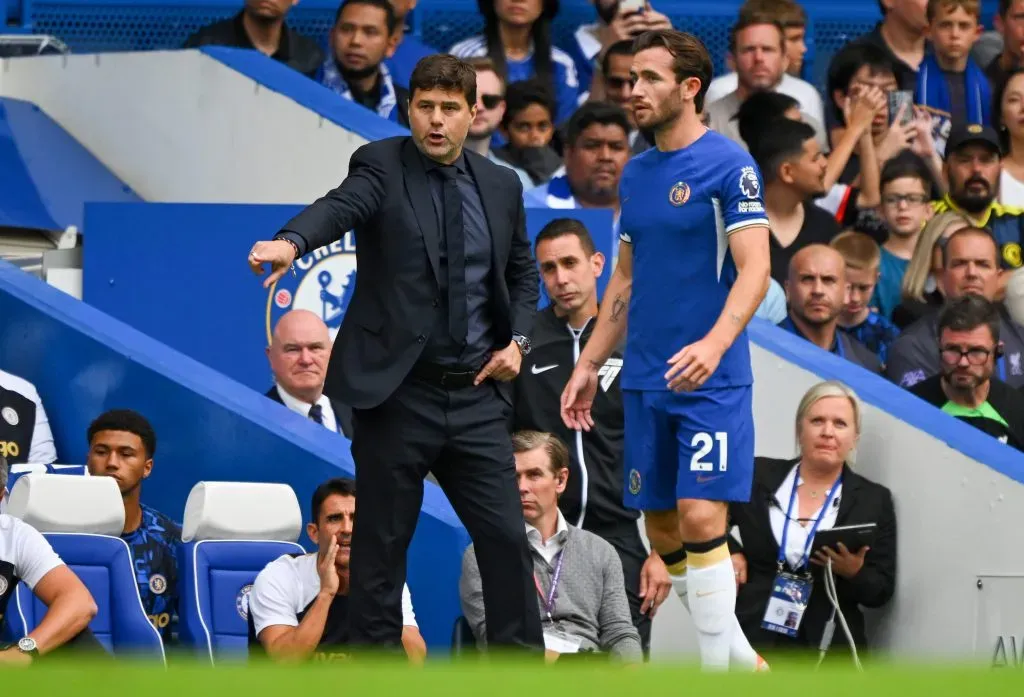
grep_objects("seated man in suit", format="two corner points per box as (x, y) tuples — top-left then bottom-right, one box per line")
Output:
(266, 310), (352, 438)
(247, 477), (426, 663)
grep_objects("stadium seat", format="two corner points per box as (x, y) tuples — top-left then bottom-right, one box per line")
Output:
(3, 473), (165, 662)
(176, 481), (305, 665)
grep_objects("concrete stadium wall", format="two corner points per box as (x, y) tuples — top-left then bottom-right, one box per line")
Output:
(0, 47), (405, 204)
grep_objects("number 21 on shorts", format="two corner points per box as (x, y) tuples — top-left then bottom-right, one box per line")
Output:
(690, 431), (728, 472)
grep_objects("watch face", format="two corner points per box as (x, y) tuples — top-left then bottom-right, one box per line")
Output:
(18, 637), (37, 652)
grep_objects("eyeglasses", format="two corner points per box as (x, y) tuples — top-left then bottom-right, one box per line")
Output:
(480, 94), (503, 110)
(940, 345), (994, 365)
(882, 193), (929, 206)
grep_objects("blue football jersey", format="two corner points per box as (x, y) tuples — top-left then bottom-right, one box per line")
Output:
(619, 130), (769, 391)
(124, 504), (181, 642)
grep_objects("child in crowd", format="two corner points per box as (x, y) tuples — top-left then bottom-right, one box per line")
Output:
(915, 0), (990, 155)
(831, 231), (902, 368)
(875, 151), (935, 319)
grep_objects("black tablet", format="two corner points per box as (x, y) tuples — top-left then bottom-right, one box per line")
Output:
(811, 523), (877, 555)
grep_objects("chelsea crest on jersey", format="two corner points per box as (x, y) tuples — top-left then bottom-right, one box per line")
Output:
(266, 233), (358, 343)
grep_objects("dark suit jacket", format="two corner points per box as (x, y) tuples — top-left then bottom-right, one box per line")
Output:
(277, 137), (539, 409)
(728, 457), (897, 653)
(265, 386), (354, 440)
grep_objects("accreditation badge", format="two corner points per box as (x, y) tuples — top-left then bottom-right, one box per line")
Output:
(761, 572), (813, 637)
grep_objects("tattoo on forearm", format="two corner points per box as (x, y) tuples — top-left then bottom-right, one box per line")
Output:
(729, 312), (744, 326)
(610, 294), (628, 323)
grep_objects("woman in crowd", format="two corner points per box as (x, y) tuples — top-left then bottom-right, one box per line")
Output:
(994, 68), (1024, 207)
(449, 0), (579, 126)
(893, 210), (971, 329)
(728, 381), (897, 661)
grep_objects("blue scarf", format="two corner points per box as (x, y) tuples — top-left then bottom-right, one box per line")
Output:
(915, 51), (991, 156)
(320, 56), (399, 123)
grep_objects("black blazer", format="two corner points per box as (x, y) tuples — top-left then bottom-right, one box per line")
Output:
(728, 457), (897, 653)
(265, 386), (354, 440)
(277, 137), (538, 409)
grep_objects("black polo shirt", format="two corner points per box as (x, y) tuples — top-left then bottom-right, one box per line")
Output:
(184, 11), (323, 79)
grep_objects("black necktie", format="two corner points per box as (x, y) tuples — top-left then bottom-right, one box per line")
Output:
(435, 166), (468, 344)
(308, 403), (324, 425)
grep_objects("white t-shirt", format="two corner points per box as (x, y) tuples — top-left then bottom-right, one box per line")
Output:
(0, 513), (64, 590)
(1001, 169), (1024, 208)
(705, 72), (826, 127)
(0, 370), (57, 465)
(249, 553), (417, 637)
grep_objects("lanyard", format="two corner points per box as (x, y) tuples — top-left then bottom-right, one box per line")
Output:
(781, 317), (845, 359)
(533, 551), (565, 622)
(777, 465), (842, 573)
(999, 355), (1007, 382)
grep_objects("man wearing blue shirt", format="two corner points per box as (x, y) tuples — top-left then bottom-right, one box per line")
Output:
(562, 29), (770, 671)
(85, 410), (181, 643)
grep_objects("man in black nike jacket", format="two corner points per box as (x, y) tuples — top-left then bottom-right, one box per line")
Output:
(510, 218), (671, 654)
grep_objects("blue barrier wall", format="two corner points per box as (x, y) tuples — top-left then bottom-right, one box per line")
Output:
(82, 202), (614, 391)
(0, 97), (139, 231)
(0, 261), (467, 651)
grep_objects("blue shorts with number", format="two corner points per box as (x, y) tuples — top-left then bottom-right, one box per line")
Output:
(623, 387), (755, 510)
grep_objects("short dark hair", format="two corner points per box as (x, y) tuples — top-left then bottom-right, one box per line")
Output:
(512, 431), (569, 476)
(937, 294), (1001, 345)
(735, 90), (800, 149)
(632, 30), (714, 113)
(880, 150), (934, 192)
(1001, 0), (1019, 16)
(311, 477), (356, 523)
(534, 218), (597, 256)
(942, 226), (999, 267)
(729, 11), (786, 54)
(564, 101), (630, 148)
(87, 409), (157, 459)
(409, 54), (477, 106)
(334, 0), (398, 35)
(502, 78), (555, 127)
(601, 39), (634, 78)
(750, 118), (817, 184)
(827, 42), (897, 124)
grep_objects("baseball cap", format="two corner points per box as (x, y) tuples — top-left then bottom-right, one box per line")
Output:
(945, 123), (1001, 158)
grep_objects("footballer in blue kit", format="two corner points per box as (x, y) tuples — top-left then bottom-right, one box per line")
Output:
(562, 29), (771, 671)
(617, 130), (764, 508)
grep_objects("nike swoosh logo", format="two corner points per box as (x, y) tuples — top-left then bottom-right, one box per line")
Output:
(531, 364), (558, 375)
(695, 590), (724, 598)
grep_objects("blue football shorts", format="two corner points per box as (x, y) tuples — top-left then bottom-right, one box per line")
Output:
(622, 386), (755, 510)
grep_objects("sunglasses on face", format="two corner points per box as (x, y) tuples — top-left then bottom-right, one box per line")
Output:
(480, 94), (503, 110)
(605, 76), (631, 90)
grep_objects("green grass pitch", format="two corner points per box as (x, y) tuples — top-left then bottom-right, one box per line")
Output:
(3, 657), (1020, 695)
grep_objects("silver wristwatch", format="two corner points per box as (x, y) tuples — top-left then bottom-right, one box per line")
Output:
(512, 334), (532, 356)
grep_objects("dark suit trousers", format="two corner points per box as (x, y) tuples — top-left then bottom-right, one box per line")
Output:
(348, 375), (543, 651)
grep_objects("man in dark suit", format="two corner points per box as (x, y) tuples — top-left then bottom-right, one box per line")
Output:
(248, 54), (543, 652)
(265, 309), (353, 438)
